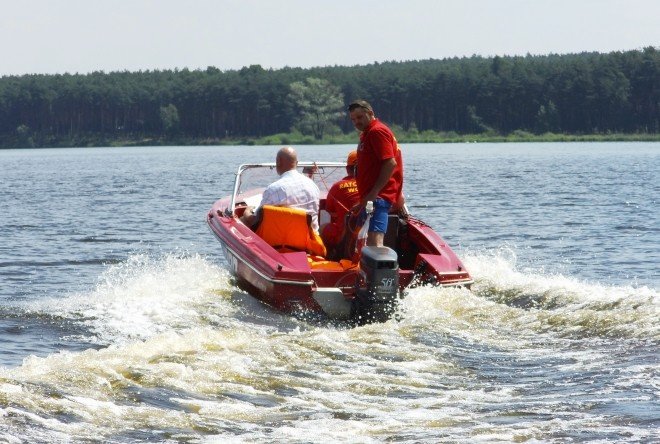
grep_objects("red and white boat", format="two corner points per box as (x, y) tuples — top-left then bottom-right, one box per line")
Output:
(207, 162), (472, 324)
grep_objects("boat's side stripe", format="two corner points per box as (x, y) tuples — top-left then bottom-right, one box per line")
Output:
(209, 221), (473, 289)
(439, 280), (475, 287)
(220, 238), (315, 287)
(435, 271), (472, 276)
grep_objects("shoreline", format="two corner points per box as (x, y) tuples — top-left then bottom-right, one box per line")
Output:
(2, 131), (659, 149)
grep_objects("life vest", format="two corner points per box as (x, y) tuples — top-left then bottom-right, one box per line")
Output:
(255, 205), (327, 257)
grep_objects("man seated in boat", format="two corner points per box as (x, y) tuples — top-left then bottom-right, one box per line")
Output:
(321, 150), (360, 258)
(240, 146), (326, 257)
(241, 146), (321, 233)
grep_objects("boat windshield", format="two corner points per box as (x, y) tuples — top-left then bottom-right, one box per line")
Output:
(232, 162), (347, 210)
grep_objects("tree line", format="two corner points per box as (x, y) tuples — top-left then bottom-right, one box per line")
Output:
(0, 47), (658, 147)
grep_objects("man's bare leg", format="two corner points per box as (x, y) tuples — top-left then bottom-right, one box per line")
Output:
(367, 231), (384, 247)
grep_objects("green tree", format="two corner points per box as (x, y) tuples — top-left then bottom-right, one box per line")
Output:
(535, 100), (560, 133)
(16, 124), (34, 148)
(288, 77), (344, 139)
(160, 103), (180, 136)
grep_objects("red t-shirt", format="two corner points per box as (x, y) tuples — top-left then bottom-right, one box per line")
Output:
(322, 176), (359, 246)
(356, 119), (403, 205)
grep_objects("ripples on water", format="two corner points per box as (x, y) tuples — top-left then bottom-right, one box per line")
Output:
(0, 144), (658, 442)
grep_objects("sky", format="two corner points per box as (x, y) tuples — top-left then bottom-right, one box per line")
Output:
(1, 0), (659, 76)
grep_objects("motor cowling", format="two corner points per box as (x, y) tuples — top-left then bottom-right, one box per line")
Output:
(353, 246), (400, 324)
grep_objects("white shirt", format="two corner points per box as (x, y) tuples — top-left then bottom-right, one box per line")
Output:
(260, 169), (320, 232)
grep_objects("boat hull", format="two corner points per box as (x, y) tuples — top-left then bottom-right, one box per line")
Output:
(207, 194), (473, 322)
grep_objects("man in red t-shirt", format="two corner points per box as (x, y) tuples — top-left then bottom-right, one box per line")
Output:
(348, 100), (403, 247)
(321, 150), (360, 250)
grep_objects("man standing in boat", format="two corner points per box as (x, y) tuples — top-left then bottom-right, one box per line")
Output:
(241, 146), (321, 232)
(348, 100), (403, 247)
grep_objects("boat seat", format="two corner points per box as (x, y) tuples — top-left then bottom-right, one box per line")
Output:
(383, 214), (400, 250)
(254, 205), (327, 257)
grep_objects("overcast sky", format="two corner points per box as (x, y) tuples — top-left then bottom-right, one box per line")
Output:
(2, 0), (658, 76)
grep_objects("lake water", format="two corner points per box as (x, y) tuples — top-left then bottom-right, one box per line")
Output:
(0, 143), (658, 442)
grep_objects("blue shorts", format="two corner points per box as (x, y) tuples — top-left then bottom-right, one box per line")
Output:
(368, 198), (392, 234)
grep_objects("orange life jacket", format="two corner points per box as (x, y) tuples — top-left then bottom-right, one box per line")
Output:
(255, 205), (327, 257)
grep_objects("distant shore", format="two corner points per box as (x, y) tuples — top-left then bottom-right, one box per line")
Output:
(2, 130), (659, 149)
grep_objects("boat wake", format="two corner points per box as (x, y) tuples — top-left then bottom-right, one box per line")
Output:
(15, 249), (659, 353)
(1, 250), (657, 443)
(462, 249), (658, 340)
(20, 253), (240, 347)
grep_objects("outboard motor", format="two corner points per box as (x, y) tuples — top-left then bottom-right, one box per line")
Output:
(353, 246), (400, 324)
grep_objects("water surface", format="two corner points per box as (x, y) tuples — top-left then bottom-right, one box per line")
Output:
(0, 143), (657, 442)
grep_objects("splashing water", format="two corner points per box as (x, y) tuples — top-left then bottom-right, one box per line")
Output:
(1, 251), (657, 442)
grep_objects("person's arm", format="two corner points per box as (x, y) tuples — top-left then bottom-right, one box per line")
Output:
(325, 185), (338, 216)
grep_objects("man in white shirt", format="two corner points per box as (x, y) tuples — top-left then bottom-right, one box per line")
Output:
(241, 146), (321, 232)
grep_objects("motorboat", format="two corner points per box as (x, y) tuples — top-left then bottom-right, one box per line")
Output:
(207, 162), (472, 324)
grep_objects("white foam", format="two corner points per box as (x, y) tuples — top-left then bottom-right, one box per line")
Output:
(26, 253), (236, 345)
(1, 248), (656, 442)
(460, 250), (660, 339)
